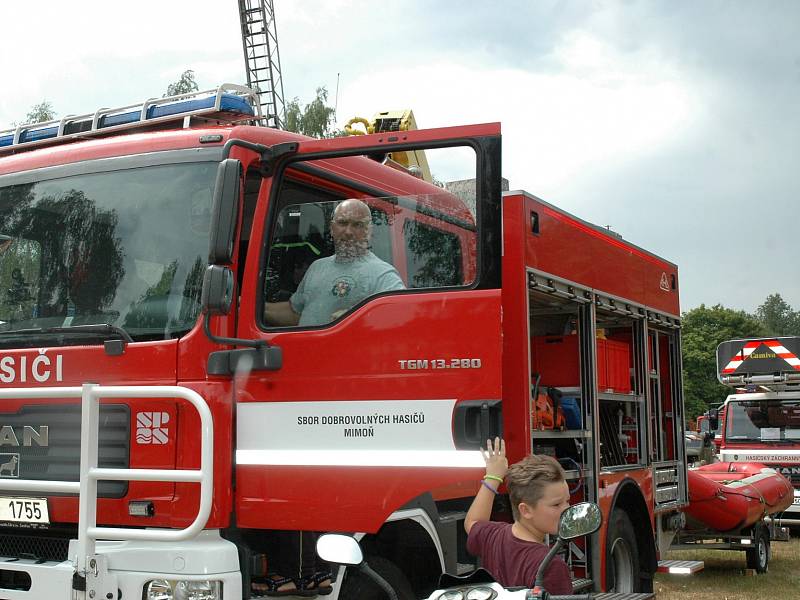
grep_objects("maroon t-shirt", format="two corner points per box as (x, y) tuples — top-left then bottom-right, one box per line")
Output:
(466, 521), (573, 594)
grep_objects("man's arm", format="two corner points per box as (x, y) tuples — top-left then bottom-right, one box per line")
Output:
(264, 301), (301, 326)
(374, 262), (406, 293)
(464, 437), (507, 534)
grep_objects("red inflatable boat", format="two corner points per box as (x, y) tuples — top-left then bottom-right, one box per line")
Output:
(686, 462), (793, 532)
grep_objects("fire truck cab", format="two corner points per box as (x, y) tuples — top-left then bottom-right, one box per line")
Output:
(0, 85), (690, 600)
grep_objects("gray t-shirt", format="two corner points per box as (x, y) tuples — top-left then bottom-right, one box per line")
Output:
(290, 252), (405, 326)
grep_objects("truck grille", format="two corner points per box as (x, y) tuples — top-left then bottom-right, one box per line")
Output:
(0, 525), (73, 562)
(0, 404), (129, 497)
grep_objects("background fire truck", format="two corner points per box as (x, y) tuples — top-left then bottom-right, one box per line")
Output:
(713, 336), (800, 525)
(0, 85), (690, 600)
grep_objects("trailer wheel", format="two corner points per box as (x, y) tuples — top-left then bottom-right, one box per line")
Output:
(339, 556), (415, 600)
(746, 524), (770, 574)
(605, 509), (640, 593)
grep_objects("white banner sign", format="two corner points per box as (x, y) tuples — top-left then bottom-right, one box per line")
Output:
(721, 449), (800, 463)
(236, 399), (484, 467)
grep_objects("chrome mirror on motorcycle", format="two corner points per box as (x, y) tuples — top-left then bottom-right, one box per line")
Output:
(316, 533), (364, 566)
(557, 502), (602, 540)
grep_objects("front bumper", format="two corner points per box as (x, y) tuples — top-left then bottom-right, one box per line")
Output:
(772, 489), (800, 526)
(0, 530), (241, 600)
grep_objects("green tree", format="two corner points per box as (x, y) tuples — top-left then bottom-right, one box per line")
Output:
(284, 97), (302, 134)
(285, 86), (343, 138)
(15, 101), (56, 126)
(681, 304), (768, 419)
(165, 70), (199, 97)
(755, 293), (800, 336)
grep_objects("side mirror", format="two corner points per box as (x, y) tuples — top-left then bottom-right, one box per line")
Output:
(708, 409), (719, 432)
(316, 534), (363, 566)
(208, 159), (241, 264)
(558, 502), (602, 540)
(533, 502), (604, 592)
(201, 265), (234, 316)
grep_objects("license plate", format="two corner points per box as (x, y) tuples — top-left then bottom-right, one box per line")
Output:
(0, 497), (49, 524)
(793, 497), (800, 506)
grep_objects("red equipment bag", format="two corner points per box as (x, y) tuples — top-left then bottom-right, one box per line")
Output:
(532, 383), (566, 430)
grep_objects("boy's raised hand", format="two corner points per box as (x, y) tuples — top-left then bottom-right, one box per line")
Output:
(481, 437), (508, 480)
(465, 437), (508, 534)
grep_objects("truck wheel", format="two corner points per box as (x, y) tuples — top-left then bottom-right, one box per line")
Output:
(339, 556), (415, 600)
(746, 524), (770, 574)
(605, 510), (640, 593)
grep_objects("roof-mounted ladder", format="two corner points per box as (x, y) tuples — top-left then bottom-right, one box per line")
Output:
(238, 0), (286, 128)
(0, 84), (261, 155)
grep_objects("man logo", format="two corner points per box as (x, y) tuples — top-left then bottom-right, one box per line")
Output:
(0, 453), (19, 478)
(136, 412), (170, 445)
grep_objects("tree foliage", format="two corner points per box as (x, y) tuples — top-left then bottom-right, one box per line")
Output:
(755, 293), (800, 336)
(681, 304), (768, 419)
(165, 70), (199, 97)
(16, 101), (56, 126)
(284, 86), (342, 138)
(0, 184), (124, 326)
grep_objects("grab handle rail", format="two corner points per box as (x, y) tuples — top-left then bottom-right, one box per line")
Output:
(0, 383), (213, 568)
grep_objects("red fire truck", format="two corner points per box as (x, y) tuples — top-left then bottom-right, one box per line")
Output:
(693, 404), (724, 455)
(0, 85), (691, 600)
(714, 337), (800, 524)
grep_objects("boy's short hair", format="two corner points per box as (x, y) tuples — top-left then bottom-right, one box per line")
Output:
(506, 454), (566, 520)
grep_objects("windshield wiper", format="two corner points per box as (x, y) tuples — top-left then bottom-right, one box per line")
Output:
(0, 323), (133, 343)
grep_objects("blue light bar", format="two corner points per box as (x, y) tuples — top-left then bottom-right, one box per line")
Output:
(0, 84), (259, 152)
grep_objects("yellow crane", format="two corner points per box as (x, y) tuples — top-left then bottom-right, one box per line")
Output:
(344, 110), (433, 183)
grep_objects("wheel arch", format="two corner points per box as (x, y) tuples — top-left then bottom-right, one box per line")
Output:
(606, 478), (657, 589)
(358, 506), (445, 597)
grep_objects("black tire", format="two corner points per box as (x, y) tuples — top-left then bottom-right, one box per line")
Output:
(339, 556), (415, 600)
(605, 510), (640, 593)
(746, 524), (770, 574)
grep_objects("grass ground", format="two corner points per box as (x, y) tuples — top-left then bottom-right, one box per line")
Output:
(654, 536), (800, 599)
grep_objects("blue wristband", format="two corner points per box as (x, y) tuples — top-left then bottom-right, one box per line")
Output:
(481, 479), (499, 495)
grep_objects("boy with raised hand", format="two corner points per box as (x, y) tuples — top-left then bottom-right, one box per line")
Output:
(464, 438), (574, 594)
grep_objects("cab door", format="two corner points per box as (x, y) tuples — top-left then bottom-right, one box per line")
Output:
(229, 123), (502, 531)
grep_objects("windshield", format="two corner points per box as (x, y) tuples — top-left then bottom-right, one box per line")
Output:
(726, 399), (800, 442)
(0, 162), (215, 345)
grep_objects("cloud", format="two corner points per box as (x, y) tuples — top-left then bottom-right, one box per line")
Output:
(0, 0), (243, 127)
(1, 0), (798, 314)
(337, 30), (695, 194)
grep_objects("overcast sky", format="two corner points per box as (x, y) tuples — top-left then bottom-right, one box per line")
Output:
(1, 1), (798, 314)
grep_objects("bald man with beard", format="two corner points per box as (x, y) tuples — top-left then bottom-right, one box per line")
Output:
(264, 199), (405, 327)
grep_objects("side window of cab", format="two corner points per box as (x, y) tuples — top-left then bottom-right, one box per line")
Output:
(261, 147), (477, 328)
